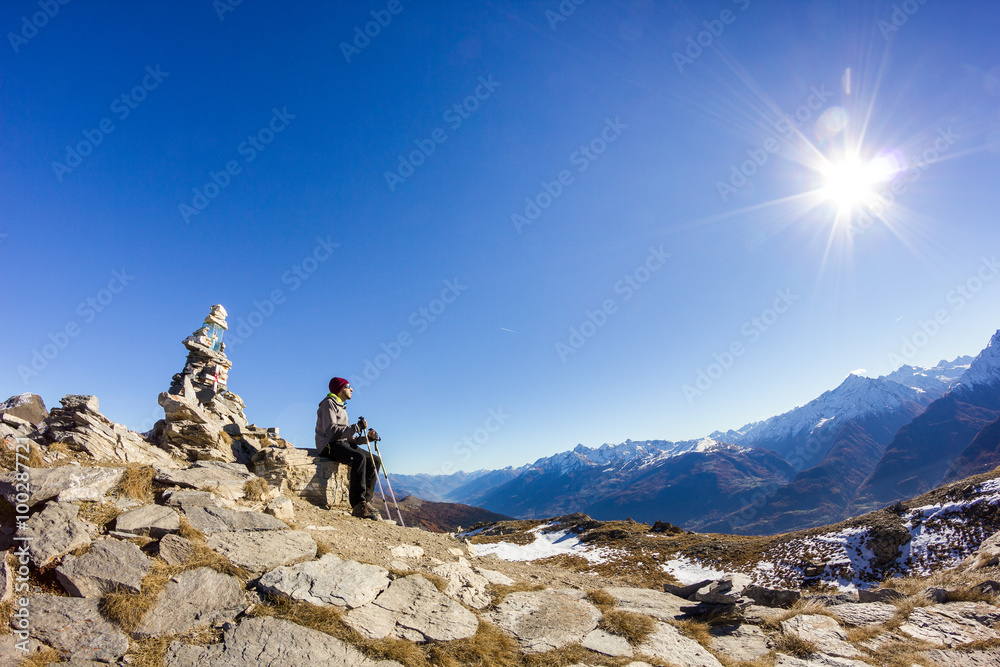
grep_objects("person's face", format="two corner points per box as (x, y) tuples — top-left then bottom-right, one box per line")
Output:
(341, 385), (354, 400)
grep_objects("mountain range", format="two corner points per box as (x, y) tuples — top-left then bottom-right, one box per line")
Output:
(391, 331), (1000, 535)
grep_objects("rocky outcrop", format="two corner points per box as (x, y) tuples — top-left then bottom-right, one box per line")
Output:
(898, 602), (1000, 647)
(206, 530), (317, 572)
(1, 464), (124, 507)
(256, 553), (390, 608)
(40, 395), (178, 468)
(21, 501), (92, 567)
(28, 595), (129, 662)
(0, 393), (48, 426)
(155, 460), (268, 502)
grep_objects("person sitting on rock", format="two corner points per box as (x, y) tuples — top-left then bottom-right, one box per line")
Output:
(315, 377), (381, 520)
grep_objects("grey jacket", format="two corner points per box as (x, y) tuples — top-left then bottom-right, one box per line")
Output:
(314, 395), (364, 453)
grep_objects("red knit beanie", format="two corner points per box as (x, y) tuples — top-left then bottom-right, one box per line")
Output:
(329, 377), (350, 394)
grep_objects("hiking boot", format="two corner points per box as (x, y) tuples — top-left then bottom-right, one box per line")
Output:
(351, 503), (370, 518)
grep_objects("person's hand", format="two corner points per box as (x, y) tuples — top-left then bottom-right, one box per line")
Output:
(357, 417), (367, 431)
(368, 429), (380, 442)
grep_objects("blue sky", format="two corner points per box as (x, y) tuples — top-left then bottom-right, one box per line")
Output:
(3, 0), (1000, 474)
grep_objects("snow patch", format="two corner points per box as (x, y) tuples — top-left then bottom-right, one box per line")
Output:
(473, 524), (611, 564)
(661, 555), (726, 584)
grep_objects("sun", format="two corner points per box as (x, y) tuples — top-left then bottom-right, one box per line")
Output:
(820, 156), (881, 211)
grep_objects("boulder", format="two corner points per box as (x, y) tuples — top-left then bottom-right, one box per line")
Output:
(743, 584), (801, 608)
(158, 534), (195, 565)
(0, 393), (47, 425)
(857, 588), (906, 603)
(21, 501), (92, 568)
(114, 503), (180, 537)
(694, 574), (751, 604)
(898, 602), (1000, 647)
(476, 567), (515, 585)
(827, 602), (898, 626)
(922, 587), (951, 603)
(663, 579), (712, 600)
(489, 589), (600, 653)
(265, 496), (295, 522)
(28, 594), (129, 662)
(959, 530), (1000, 570)
(135, 567), (245, 637)
(251, 446), (349, 509)
(206, 530), (317, 572)
(155, 461), (260, 501)
(709, 624), (770, 662)
(780, 614), (861, 658)
(0, 465), (125, 507)
(605, 586), (689, 621)
(55, 538), (152, 597)
(163, 489), (230, 510)
(164, 616), (403, 667)
(581, 628), (633, 657)
(431, 561), (493, 609)
(183, 504), (289, 534)
(42, 395), (178, 468)
(346, 574), (479, 642)
(256, 553), (390, 609)
(637, 622), (723, 667)
(390, 544), (424, 560)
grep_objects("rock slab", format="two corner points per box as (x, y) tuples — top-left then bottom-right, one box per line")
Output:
(115, 503), (180, 537)
(165, 616), (402, 667)
(638, 622), (723, 667)
(28, 594), (129, 662)
(898, 602), (1000, 647)
(135, 567), (245, 637)
(21, 501), (92, 568)
(781, 614), (861, 658)
(346, 574), (479, 642)
(206, 530), (317, 572)
(256, 553), (390, 609)
(55, 538), (152, 597)
(489, 589), (601, 653)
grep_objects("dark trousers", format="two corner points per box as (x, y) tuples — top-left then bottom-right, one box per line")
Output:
(323, 440), (380, 507)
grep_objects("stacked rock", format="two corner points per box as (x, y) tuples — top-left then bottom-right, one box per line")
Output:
(154, 305), (264, 464)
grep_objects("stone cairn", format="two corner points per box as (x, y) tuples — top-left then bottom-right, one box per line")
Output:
(153, 305), (273, 465)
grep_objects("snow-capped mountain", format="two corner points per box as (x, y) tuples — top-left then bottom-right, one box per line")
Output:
(955, 330), (1000, 390)
(711, 358), (970, 460)
(527, 438), (709, 476)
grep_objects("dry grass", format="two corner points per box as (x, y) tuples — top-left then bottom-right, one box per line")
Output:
(112, 465), (155, 502)
(126, 628), (223, 667)
(0, 599), (13, 636)
(603, 609), (656, 645)
(315, 540), (332, 557)
(0, 438), (46, 470)
(15, 646), (62, 667)
(586, 589), (616, 609)
(945, 586), (999, 605)
(845, 624), (884, 644)
(243, 477), (270, 502)
(77, 500), (122, 529)
(772, 633), (818, 658)
(177, 516), (205, 542)
(883, 595), (935, 630)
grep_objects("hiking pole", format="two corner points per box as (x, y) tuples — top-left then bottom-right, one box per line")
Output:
(370, 434), (405, 528)
(359, 418), (390, 521)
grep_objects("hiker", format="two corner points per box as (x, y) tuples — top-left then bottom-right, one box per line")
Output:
(315, 377), (381, 520)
